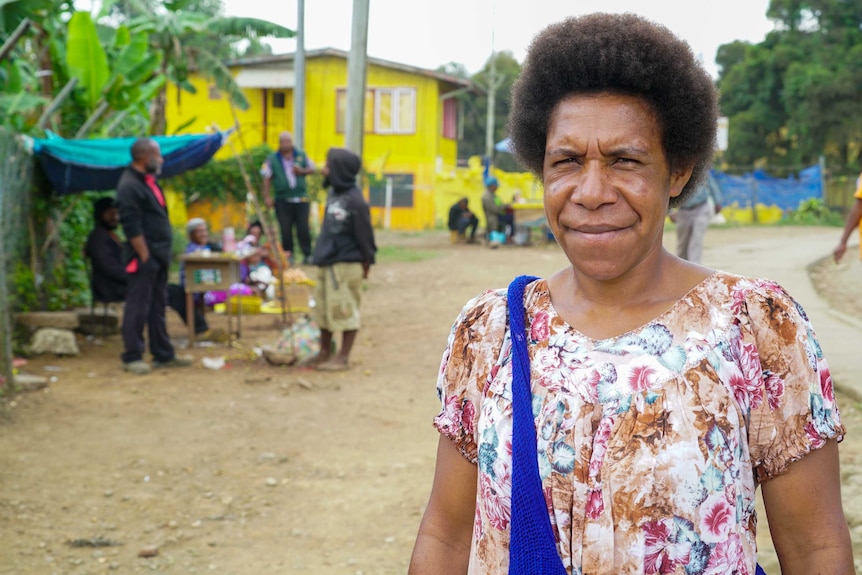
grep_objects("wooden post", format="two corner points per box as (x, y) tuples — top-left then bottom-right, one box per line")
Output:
(223, 133), (290, 327)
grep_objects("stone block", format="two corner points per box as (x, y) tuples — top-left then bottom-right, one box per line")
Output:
(15, 311), (80, 330)
(29, 328), (80, 356)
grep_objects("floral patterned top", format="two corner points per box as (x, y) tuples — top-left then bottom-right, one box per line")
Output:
(434, 272), (844, 575)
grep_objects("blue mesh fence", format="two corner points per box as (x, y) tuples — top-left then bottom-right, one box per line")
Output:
(713, 165), (822, 211)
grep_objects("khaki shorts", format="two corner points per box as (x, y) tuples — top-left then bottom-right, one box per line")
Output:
(313, 262), (363, 332)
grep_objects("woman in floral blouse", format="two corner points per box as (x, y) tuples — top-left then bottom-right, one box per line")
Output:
(409, 13), (853, 575)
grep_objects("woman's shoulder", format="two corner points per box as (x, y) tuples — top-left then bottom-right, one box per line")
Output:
(452, 279), (549, 335)
(457, 288), (508, 325)
(707, 270), (793, 299)
(705, 270), (807, 320)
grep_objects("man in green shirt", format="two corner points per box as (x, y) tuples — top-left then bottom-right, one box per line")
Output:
(261, 132), (316, 265)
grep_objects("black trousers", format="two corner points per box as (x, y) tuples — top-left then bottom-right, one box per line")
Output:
(454, 214), (479, 238)
(274, 199), (312, 257)
(167, 284), (208, 334)
(121, 259), (175, 364)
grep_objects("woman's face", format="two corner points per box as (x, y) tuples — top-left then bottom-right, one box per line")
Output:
(191, 224), (209, 246)
(542, 93), (691, 282)
(250, 225), (262, 240)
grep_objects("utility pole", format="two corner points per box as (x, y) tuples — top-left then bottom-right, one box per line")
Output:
(484, 49), (497, 162)
(345, 0), (370, 156)
(483, 4), (503, 164)
(294, 0), (306, 151)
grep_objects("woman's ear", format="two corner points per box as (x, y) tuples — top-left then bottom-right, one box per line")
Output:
(669, 165), (694, 199)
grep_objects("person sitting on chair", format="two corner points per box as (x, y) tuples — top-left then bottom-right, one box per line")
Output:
(84, 197), (128, 305)
(481, 176), (513, 245)
(167, 218), (225, 342)
(448, 197), (479, 242)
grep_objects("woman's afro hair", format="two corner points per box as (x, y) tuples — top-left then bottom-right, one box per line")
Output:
(507, 13), (718, 206)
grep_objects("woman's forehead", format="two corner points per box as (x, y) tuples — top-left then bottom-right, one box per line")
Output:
(546, 93), (661, 149)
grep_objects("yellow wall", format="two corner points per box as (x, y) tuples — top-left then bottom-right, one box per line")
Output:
(433, 158), (543, 229)
(164, 55), (464, 231)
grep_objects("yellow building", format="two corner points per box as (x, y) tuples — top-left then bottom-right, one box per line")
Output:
(165, 48), (472, 230)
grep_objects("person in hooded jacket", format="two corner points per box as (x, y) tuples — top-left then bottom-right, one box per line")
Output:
(307, 148), (377, 371)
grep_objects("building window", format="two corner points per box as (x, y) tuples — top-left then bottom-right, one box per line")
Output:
(442, 98), (458, 139)
(272, 92), (286, 109)
(208, 85), (222, 100)
(336, 87), (415, 134)
(375, 88), (415, 134)
(369, 173), (414, 208)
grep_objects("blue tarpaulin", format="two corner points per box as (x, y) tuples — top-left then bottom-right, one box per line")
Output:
(712, 165), (822, 211)
(495, 138), (513, 153)
(32, 131), (227, 195)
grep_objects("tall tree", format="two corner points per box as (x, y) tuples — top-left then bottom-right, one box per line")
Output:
(717, 0), (862, 174)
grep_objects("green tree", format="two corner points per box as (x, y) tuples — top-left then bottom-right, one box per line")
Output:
(127, 0), (294, 134)
(717, 0), (862, 174)
(455, 51), (521, 169)
(0, 1), (164, 316)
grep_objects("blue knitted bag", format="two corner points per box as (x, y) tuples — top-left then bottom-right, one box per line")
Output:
(505, 275), (767, 575)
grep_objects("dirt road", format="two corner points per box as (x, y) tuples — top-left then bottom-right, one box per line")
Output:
(1, 226), (861, 574)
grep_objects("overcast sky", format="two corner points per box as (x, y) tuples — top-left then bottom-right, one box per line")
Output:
(222, 0), (776, 78)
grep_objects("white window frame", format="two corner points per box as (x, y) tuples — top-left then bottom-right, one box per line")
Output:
(374, 88), (416, 134)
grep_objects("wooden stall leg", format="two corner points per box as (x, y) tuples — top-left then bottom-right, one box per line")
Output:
(186, 290), (196, 346)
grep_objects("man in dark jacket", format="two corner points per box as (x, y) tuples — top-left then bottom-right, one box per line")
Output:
(84, 197), (127, 304)
(307, 147), (376, 371)
(116, 137), (191, 374)
(447, 197), (479, 242)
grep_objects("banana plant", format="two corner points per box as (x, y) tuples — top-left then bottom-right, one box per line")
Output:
(127, 0), (294, 134)
(65, 12), (163, 137)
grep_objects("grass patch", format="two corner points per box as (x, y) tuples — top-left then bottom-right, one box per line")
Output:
(376, 245), (440, 263)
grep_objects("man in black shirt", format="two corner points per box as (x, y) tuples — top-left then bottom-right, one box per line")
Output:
(84, 197), (127, 304)
(116, 138), (191, 374)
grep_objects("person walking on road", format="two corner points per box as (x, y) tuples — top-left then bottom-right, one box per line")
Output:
(261, 132), (316, 266)
(669, 171), (723, 263)
(833, 171), (862, 262)
(116, 137), (192, 375)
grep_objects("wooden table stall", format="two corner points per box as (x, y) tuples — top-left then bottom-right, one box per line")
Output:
(511, 203), (551, 244)
(180, 253), (242, 345)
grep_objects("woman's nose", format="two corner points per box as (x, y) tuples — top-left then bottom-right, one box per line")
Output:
(570, 164), (617, 210)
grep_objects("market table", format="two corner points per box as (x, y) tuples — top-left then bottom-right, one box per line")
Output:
(180, 253), (242, 345)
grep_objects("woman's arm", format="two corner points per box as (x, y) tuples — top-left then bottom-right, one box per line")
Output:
(408, 436), (478, 575)
(761, 439), (854, 575)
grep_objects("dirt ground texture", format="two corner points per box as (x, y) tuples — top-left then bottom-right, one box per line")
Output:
(2, 226), (862, 575)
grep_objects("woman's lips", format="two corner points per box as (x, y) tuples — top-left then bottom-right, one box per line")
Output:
(571, 224), (627, 234)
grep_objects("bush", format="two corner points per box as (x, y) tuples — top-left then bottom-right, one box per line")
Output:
(163, 144), (273, 204)
(784, 198), (844, 227)
(11, 190), (102, 312)
(165, 145), (330, 206)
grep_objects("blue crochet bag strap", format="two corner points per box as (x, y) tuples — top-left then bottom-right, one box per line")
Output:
(506, 275), (567, 575)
